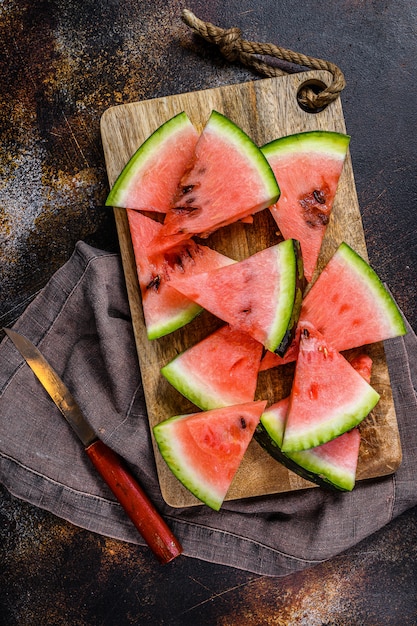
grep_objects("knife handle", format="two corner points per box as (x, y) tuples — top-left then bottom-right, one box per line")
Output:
(85, 439), (183, 564)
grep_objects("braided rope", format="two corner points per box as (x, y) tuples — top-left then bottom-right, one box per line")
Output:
(182, 9), (346, 110)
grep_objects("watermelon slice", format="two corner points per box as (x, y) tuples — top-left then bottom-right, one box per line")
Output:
(256, 353), (372, 491)
(259, 241), (406, 370)
(151, 110), (280, 253)
(257, 396), (361, 491)
(153, 400), (267, 510)
(169, 238), (305, 355)
(161, 325), (263, 411)
(261, 131), (350, 281)
(105, 111), (199, 212)
(127, 210), (235, 339)
(284, 427), (361, 491)
(258, 396), (289, 451)
(299, 242), (407, 351)
(281, 322), (380, 452)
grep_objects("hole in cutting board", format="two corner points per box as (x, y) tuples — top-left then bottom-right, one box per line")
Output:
(297, 79), (329, 113)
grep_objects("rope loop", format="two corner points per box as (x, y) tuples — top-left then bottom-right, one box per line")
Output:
(211, 26), (243, 62)
(182, 9), (346, 111)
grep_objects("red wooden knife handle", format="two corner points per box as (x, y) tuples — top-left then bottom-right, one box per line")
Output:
(85, 439), (183, 564)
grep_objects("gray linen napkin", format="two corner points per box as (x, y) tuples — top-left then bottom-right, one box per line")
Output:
(1, 241), (416, 577)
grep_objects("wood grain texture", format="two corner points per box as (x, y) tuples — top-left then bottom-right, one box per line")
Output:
(101, 72), (402, 508)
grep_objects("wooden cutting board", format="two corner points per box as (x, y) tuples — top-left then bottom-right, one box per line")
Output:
(100, 71), (402, 508)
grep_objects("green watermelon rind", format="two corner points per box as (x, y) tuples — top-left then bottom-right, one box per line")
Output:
(273, 239), (306, 356)
(286, 446), (356, 491)
(261, 130), (351, 160)
(267, 239), (300, 353)
(105, 111), (194, 208)
(258, 407), (358, 491)
(153, 413), (225, 510)
(335, 243), (407, 337)
(161, 359), (225, 411)
(146, 303), (203, 341)
(208, 110), (280, 204)
(281, 385), (380, 452)
(161, 358), (242, 411)
(255, 421), (355, 491)
(259, 407), (285, 447)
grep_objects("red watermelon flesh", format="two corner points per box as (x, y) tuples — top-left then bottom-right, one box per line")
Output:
(299, 242), (407, 352)
(259, 397), (361, 491)
(168, 239), (303, 354)
(105, 111), (199, 213)
(259, 241), (406, 370)
(151, 110), (280, 254)
(281, 322), (380, 452)
(161, 324), (263, 411)
(127, 210), (235, 339)
(288, 428), (361, 491)
(259, 340), (299, 371)
(153, 400), (267, 510)
(258, 353), (372, 491)
(261, 131), (350, 281)
(346, 353), (373, 383)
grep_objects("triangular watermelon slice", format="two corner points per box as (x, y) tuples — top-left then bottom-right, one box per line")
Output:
(284, 427), (361, 492)
(153, 400), (267, 510)
(127, 210), (235, 339)
(169, 238), (305, 355)
(161, 324), (263, 411)
(151, 110), (280, 253)
(256, 353), (372, 491)
(281, 322), (380, 452)
(300, 241), (407, 350)
(261, 131), (350, 281)
(257, 396), (361, 491)
(259, 241), (406, 370)
(105, 111), (199, 212)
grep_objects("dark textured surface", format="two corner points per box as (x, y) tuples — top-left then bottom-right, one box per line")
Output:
(1, 1), (417, 624)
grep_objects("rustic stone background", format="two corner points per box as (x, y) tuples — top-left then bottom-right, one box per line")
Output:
(1, 1), (416, 624)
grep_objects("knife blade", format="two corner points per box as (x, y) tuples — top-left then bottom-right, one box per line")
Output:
(4, 327), (183, 564)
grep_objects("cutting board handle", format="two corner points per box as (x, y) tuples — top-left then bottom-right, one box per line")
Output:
(181, 8), (346, 111)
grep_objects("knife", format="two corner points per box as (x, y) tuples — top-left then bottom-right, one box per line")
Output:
(3, 327), (183, 564)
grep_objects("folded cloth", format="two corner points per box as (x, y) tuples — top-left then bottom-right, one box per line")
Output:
(1, 241), (416, 577)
